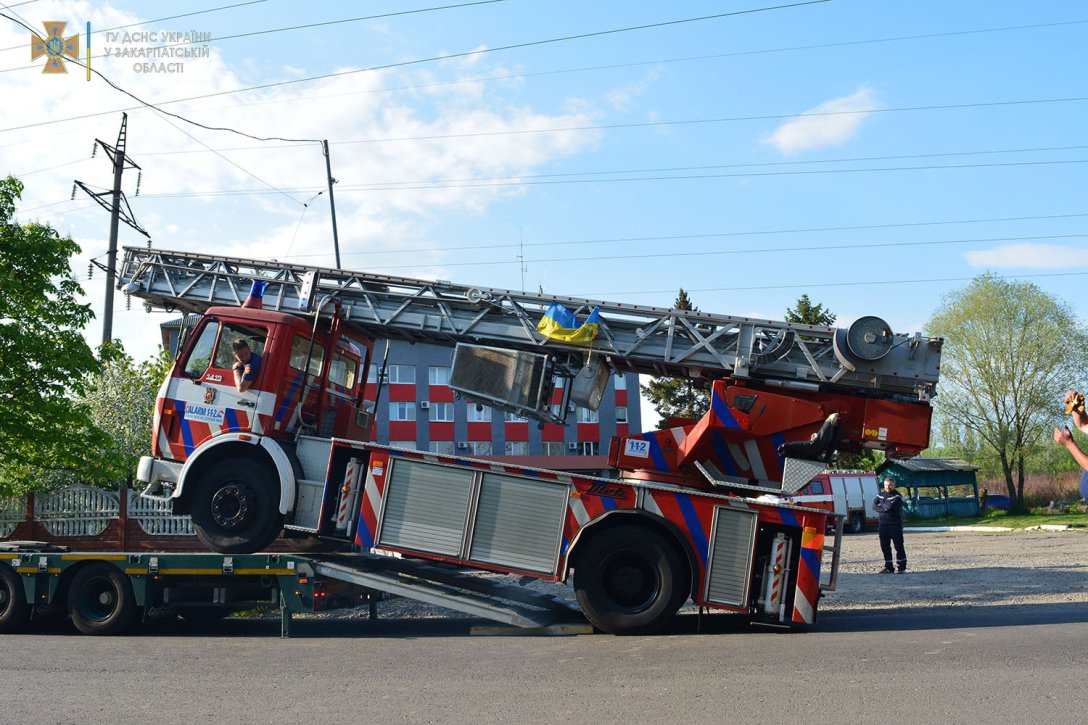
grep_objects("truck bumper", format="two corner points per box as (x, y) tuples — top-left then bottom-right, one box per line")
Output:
(137, 456), (182, 499)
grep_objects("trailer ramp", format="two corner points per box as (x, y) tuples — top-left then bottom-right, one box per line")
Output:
(300, 553), (587, 634)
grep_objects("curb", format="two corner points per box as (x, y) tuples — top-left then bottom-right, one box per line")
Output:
(905, 525), (1071, 533)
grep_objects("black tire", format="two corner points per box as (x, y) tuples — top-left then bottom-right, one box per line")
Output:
(190, 458), (284, 554)
(67, 563), (137, 636)
(573, 525), (689, 635)
(0, 565), (30, 634)
(849, 514), (864, 534)
(286, 535), (348, 554)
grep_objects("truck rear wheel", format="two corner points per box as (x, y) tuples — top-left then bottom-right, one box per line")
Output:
(0, 565), (30, 634)
(573, 525), (689, 635)
(67, 563), (137, 636)
(190, 458), (284, 554)
(849, 513), (864, 534)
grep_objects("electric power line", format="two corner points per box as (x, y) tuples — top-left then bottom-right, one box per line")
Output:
(0, 0), (830, 134)
(324, 233), (1088, 272)
(0, 0), (268, 53)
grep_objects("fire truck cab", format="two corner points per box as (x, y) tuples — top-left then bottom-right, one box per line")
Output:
(140, 302), (374, 552)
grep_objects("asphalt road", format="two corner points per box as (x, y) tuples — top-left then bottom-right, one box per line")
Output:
(2, 603), (1087, 724)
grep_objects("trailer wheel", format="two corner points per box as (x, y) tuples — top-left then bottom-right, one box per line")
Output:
(573, 525), (689, 635)
(848, 514), (864, 534)
(190, 458), (284, 554)
(67, 563), (136, 636)
(0, 565), (30, 634)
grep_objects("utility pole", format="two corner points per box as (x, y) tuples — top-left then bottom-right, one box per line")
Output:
(322, 140), (341, 269)
(76, 112), (147, 345)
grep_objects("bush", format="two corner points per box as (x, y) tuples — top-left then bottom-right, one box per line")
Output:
(980, 472), (1082, 508)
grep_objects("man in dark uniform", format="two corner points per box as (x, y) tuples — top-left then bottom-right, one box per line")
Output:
(874, 477), (907, 573)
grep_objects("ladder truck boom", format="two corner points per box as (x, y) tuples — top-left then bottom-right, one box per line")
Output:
(118, 247), (940, 401)
(118, 245), (941, 635)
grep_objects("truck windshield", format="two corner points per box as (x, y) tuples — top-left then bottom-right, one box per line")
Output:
(183, 321), (219, 378)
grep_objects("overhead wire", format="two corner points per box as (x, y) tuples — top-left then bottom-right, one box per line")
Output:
(0, 0), (832, 134)
(312, 233), (1088, 272)
(0, 0), (269, 53)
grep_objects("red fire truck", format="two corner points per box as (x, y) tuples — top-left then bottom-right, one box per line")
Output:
(120, 248), (941, 634)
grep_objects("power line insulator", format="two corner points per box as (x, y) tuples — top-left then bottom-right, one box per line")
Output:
(135, 171), (142, 196)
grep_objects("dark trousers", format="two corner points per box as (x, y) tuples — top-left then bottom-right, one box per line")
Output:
(879, 523), (907, 571)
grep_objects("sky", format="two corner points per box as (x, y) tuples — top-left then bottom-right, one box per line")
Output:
(2, 0), (1087, 429)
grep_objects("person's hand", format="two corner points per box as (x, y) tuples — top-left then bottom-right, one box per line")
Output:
(1055, 425), (1074, 447)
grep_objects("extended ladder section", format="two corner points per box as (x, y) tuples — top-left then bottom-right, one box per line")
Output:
(118, 247), (941, 401)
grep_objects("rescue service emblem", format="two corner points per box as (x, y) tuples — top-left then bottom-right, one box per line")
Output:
(204, 388), (216, 404)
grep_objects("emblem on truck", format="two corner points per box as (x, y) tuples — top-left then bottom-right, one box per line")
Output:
(204, 388), (216, 404)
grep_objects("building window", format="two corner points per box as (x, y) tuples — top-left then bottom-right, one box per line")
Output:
(504, 441), (529, 455)
(428, 366), (451, 385)
(429, 402), (454, 422)
(616, 406), (628, 423)
(542, 441), (566, 456)
(389, 402), (416, 421)
(468, 441), (492, 455)
(389, 440), (417, 450)
(577, 407), (599, 423)
(549, 404), (564, 420)
(505, 411), (528, 423)
(387, 365), (415, 384)
(615, 374), (627, 391)
(366, 365), (378, 384)
(468, 405), (492, 422)
(580, 441), (600, 455)
(429, 441), (455, 455)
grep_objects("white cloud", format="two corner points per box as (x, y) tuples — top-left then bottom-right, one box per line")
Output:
(762, 87), (878, 155)
(964, 243), (1088, 269)
(0, 2), (606, 361)
(604, 68), (662, 113)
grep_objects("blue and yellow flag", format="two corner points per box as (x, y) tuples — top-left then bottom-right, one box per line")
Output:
(537, 303), (601, 344)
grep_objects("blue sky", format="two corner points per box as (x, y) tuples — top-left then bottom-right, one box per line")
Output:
(2, 0), (1086, 426)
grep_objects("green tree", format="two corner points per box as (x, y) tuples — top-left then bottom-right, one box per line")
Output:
(640, 289), (710, 426)
(81, 342), (173, 487)
(0, 176), (113, 495)
(785, 293), (837, 326)
(926, 274), (1088, 512)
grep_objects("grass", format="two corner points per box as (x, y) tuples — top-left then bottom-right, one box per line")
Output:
(905, 509), (1088, 529)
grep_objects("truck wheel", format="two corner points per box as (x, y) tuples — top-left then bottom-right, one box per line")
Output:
(67, 563), (137, 636)
(190, 458), (284, 554)
(0, 565), (30, 634)
(573, 525), (689, 635)
(849, 514), (864, 534)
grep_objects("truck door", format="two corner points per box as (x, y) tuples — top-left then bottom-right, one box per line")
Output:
(271, 333), (325, 436)
(155, 317), (267, 460)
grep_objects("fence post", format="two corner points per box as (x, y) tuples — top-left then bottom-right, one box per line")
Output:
(119, 487), (129, 550)
(25, 491), (37, 540)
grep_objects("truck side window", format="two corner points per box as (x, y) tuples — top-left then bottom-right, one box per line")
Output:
(212, 323), (268, 369)
(330, 352), (358, 389)
(808, 481), (824, 495)
(182, 321), (219, 378)
(288, 335), (325, 377)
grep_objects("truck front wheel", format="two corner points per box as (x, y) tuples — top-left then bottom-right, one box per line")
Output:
(190, 459), (284, 554)
(573, 525), (689, 635)
(0, 565), (30, 634)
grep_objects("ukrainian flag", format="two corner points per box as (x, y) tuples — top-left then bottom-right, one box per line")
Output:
(537, 303), (601, 344)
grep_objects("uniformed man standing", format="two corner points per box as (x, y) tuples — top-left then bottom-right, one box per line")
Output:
(875, 477), (907, 573)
